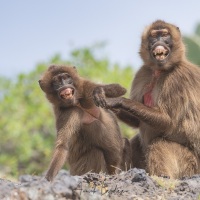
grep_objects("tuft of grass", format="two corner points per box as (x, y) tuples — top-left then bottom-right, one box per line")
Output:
(151, 175), (179, 191)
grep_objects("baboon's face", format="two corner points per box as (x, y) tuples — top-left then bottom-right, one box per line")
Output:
(148, 27), (172, 66)
(39, 65), (80, 107)
(52, 72), (76, 102)
(140, 20), (184, 71)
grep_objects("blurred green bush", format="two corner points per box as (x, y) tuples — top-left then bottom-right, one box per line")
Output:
(184, 23), (200, 66)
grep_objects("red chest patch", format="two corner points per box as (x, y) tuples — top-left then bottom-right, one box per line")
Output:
(144, 90), (153, 107)
(143, 70), (161, 107)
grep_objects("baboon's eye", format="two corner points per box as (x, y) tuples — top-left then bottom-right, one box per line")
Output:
(162, 30), (169, 37)
(150, 30), (157, 37)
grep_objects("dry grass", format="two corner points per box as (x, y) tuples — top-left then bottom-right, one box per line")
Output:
(151, 175), (179, 191)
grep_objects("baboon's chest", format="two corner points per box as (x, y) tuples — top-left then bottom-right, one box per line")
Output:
(143, 70), (161, 107)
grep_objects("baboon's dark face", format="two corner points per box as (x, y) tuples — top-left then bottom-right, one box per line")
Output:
(50, 71), (80, 106)
(39, 65), (81, 107)
(52, 72), (75, 100)
(140, 20), (184, 71)
(148, 28), (172, 66)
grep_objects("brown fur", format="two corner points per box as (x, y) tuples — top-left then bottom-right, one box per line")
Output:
(39, 64), (129, 181)
(120, 138), (132, 171)
(93, 20), (200, 179)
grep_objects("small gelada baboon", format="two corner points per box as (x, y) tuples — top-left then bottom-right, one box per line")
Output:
(39, 64), (130, 181)
(93, 20), (200, 179)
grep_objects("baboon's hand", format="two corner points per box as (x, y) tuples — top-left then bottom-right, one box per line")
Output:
(105, 97), (124, 109)
(93, 85), (126, 108)
(93, 86), (107, 108)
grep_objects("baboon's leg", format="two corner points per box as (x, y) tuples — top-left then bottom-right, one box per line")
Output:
(70, 148), (107, 175)
(146, 139), (198, 179)
(130, 134), (146, 169)
(120, 138), (132, 171)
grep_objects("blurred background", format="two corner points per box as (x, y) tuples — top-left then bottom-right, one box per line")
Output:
(1, 0), (200, 179)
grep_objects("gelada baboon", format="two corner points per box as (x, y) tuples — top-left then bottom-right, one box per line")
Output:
(39, 64), (129, 181)
(93, 20), (200, 179)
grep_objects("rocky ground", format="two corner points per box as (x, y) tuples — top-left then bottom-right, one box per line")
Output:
(0, 168), (200, 200)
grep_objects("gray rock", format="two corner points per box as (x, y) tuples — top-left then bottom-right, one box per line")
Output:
(1, 169), (200, 199)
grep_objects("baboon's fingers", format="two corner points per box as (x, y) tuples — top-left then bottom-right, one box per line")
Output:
(93, 86), (107, 107)
(105, 97), (123, 109)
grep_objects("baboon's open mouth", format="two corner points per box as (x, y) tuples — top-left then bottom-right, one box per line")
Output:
(152, 45), (169, 61)
(59, 88), (74, 99)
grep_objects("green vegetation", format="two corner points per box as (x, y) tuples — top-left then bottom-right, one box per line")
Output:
(184, 23), (200, 66)
(151, 176), (179, 191)
(0, 44), (135, 178)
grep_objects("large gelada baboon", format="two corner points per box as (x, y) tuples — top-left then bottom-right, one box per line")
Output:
(39, 64), (130, 181)
(93, 20), (200, 179)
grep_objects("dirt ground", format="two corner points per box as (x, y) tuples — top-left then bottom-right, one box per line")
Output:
(0, 168), (200, 200)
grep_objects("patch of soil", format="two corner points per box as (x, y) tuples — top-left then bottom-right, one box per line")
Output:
(0, 168), (200, 199)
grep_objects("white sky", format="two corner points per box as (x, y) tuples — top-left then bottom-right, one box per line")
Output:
(1, 0), (200, 77)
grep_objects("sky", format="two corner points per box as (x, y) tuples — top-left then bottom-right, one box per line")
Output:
(1, 0), (200, 77)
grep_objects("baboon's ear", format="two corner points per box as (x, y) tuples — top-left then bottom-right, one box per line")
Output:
(72, 66), (78, 73)
(38, 79), (44, 90)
